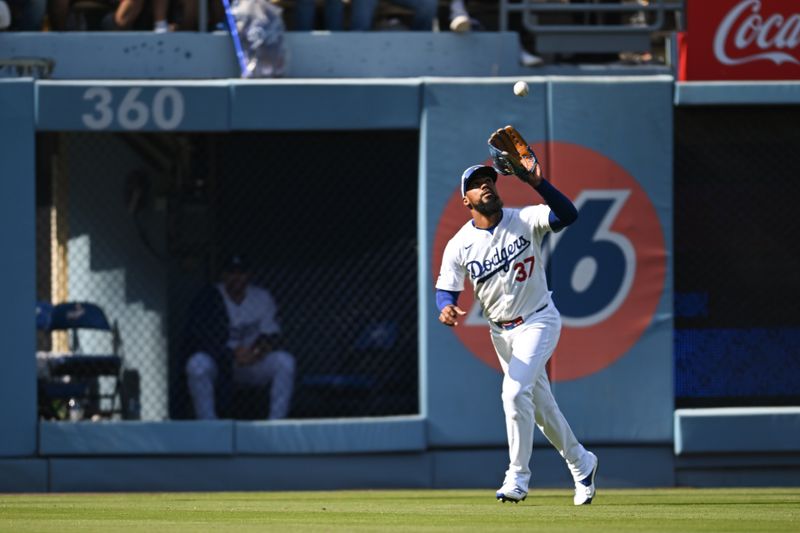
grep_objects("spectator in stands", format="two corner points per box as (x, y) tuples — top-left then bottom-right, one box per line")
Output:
(619, 0), (653, 64)
(152, 0), (168, 31)
(180, 0), (223, 31)
(47, 0), (68, 30)
(184, 253), (295, 420)
(448, 0), (474, 32)
(516, 0), (576, 66)
(448, 0), (467, 32)
(350, 0), (437, 31)
(48, 0), (168, 30)
(109, 0), (144, 29)
(294, 0), (343, 30)
(1, 0), (45, 29)
(0, 0), (10, 29)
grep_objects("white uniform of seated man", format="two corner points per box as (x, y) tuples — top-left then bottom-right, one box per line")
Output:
(186, 254), (295, 420)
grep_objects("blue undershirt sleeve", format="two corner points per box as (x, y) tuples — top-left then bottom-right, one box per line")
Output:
(535, 179), (578, 232)
(435, 289), (461, 311)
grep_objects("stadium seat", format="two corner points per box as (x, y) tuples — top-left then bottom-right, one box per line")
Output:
(37, 301), (125, 421)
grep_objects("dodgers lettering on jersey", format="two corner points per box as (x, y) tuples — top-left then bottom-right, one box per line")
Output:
(436, 206), (552, 323)
(466, 234), (531, 283)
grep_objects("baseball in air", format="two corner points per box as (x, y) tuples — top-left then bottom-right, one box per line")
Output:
(513, 81), (529, 97)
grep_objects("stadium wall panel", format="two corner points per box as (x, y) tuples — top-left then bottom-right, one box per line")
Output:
(30, 445), (674, 491)
(40, 420), (235, 455)
(2, 75), (797, 490)
(431, 445), (674, 489)
(0, 459), (48, 492)
(48, 454), (434, 492)
(675, 81), (800, 106)
(674, 408), (800, 455)
(235, 416), (426, 454)
(0, 32), (523, 79)
(0, 79), (37, 457)
(422, 77), (674, 446)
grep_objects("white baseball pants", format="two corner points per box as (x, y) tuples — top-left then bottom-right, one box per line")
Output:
(490, 304), (594, 491)
(185, 350), (295, 420)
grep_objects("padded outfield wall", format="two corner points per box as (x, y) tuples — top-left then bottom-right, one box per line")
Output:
(0, 76), (673, 491)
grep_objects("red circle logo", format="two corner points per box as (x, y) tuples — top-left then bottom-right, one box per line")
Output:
(432, 142), (666, 381)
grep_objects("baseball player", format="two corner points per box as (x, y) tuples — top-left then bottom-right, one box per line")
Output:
(185, 254), (295, 420)
(435, 126), (598, 505)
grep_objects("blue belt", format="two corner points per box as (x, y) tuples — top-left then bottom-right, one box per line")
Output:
(494, 303), (548, 330)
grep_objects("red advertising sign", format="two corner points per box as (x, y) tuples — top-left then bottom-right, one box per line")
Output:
(682, 0), (800, 80)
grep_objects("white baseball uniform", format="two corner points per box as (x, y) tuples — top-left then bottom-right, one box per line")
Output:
(436, 205), (594, 492)
(186, 284), (295, 420)
(219, 283), (280, 349)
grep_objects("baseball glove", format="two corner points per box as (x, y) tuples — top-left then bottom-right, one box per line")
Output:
(487, 125), (539, 179)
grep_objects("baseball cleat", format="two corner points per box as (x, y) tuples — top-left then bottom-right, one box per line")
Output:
(496, 485), (527, 503)
(573, 452), (598, 505)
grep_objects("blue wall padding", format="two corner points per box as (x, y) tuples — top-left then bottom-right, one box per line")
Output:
(544, 77), (674, 443)
(235, 416), (426, 454)
(49, 455), (433, 492)
(40, 421), (234, 455)
(0, 80), (37, 457)
(0, 33), (241, 78)
(0, 32), (523, 80)
(43, 445), (675, 491)
(431, 446), (674, 488)
(422, 77), (673, 446)
(36, 82), (231, 131)
(0, 460), (48, 492)
(9, 78), (671, 470)
(40, 418), (426, 456)
(675, 328), (800, 398)
(421, 78), (549, 447)
(674, 407), (800, 455)
(230, 80), (421, 130)
(675, 82), (800, 106)
(34, 80), (422, 131)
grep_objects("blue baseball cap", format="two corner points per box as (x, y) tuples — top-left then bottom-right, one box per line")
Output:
(222, 253), (251, 272)
(461, 165), (497, 196)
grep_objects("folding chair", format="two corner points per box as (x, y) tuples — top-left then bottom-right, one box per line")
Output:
(38, 302), (124, 420)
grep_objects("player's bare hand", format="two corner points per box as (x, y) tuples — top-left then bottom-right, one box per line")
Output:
(439, 304), (466, 327)
(234, 346), (256, 366)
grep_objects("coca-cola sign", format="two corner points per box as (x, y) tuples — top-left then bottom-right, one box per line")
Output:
(683, 0), (800, 80)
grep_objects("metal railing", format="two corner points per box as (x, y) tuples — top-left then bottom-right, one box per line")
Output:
(500, 0), (684, 54)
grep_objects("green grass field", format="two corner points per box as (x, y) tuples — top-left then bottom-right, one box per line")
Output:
(1, 488), (799, 532)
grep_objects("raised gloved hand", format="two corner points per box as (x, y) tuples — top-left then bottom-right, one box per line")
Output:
(488, 125), (542, 186)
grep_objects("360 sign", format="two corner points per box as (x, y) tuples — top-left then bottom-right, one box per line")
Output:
(432, 143), (667, 381)
(81, 87), (185, 130)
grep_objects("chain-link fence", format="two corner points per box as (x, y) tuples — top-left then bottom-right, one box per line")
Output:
(674, 106), (800, 407)
(36, 130), (420, 421)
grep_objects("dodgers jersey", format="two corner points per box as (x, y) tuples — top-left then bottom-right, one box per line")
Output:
(436, 205), (552, 323)
(217, 284), (281, 349)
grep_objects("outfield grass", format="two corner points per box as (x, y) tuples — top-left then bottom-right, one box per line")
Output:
(1, 488), (799, 532)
